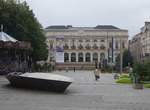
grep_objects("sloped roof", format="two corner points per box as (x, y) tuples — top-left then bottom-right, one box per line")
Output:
(46, 25), (69, 29)
(0, 32), (17, 42)
(94, 25), (119, 29)
(45, 25), (120, 30)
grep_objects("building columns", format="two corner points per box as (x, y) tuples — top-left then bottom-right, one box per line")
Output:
(68, 53), (71, 62)
(83, 53), (85, 62)
(76, 52), (78, 62)
(91, 53), (93, 63)
(98, 53), (100, 62)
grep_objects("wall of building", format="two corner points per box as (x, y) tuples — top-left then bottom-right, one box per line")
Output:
(45, 26), (128, 70)
(130, 22), (150, 62)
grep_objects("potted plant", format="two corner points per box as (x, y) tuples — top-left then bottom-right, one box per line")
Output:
(132, 62), (147, 89)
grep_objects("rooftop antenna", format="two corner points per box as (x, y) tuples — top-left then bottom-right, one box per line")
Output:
(1, 24), (3, 32)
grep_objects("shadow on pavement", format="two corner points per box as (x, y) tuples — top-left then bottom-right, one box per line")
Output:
(1, 83), (73, 95)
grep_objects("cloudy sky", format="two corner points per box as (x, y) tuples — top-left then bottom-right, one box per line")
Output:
(24, 0), (150, 37)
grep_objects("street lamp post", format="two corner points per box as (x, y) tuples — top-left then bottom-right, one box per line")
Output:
(112, 37), (114, 73)
(120, 38), (123, 74)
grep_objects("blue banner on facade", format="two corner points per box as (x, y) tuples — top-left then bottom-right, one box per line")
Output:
(56, 36), (64, 52)
(55, 36), (64, 63)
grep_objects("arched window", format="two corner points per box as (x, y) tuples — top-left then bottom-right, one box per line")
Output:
(78, 53), (83, 62)
(85, 44), (91, 49)
(71, 39), (76, 49)
(100, 44), (105, 50)
(101, 39), (105, 42)
(64, 53), (69, 62)
(79, 40), (83, 43)
(85, 53), (91, 62)
(71, 45), (76, 49)
(93, 39), (97, 42)
(71, 53), (76, 62)
(100, 53), (105, 61)
(64, 44), (69, 50)
(86, 39), (90, 42)
(92, 44), (98, 49)
(78, 44), (83, 49)
(93, 53), (98, 62)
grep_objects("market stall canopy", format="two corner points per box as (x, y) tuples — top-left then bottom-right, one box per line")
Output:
(0, 32), (17, 42)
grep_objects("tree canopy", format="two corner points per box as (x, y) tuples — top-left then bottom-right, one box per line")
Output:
(115, 49), (133, 72)
(123, 49), (133, 67)
(0, 0), (48, 61)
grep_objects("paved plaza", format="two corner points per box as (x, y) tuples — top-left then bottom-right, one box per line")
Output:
(0, 71), (150, 110)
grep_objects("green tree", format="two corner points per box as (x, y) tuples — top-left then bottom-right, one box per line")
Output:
(123, 49), (133, 68)
(132, 62), (148, 83)
(115, 49), (133, 72)
(0, 0), (48, 61)
(115, 54), (120, 72)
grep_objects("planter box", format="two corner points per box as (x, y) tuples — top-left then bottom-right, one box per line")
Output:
(132, 83), (143, 89)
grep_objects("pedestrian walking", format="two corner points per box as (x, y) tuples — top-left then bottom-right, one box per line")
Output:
(94, 68), (100, 81)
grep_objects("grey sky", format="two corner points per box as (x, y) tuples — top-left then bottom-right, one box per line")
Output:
(24, 0), (150, 37)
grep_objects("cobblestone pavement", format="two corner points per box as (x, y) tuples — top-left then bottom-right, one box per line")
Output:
(0, 71), (150, 110)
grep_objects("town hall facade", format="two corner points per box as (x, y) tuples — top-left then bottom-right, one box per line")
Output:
(45, 25), (128, 70)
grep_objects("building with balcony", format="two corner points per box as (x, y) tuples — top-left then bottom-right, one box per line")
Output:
(45, 25), (128, 70)
(129, 22), (150, 62)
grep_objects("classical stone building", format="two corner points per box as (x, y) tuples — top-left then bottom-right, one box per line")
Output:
(45, 25), (128, 70)
(129, 22), (150, 62)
